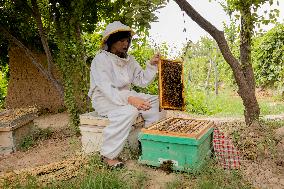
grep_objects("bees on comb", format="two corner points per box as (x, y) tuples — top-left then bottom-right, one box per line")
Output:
(158, 58), (185, 111)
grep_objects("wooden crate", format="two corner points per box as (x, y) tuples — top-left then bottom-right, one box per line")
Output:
(158, 58), (185, 111)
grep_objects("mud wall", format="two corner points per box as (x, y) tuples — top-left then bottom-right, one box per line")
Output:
(5, 46), (64, 112)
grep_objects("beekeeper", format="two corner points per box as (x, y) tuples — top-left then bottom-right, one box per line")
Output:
(88, 21), (163, 168)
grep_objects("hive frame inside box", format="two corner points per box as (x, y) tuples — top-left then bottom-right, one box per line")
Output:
(158, 58), (185, 111)
(138, 117), (214, 172)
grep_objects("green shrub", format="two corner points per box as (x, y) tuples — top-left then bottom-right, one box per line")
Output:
(253, 24), (284, 88)
(186, 87), (222, 115)
(3, 154), (147, 189)
(0, 64), (9, 108)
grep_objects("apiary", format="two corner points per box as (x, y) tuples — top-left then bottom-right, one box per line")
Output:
(158, 58), (185, 111)
(138, 117), (214, 172)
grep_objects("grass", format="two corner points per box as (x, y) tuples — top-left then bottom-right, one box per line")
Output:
(194, 162), (252, 189)
(1, 154), (149, 189)
(218, 119), (283, 161)
(186, 88), (284, 117)
(3, 156), (252, 189)
(18, 127), (53, 151)
(163, 158), (252, 189)
(5, 87), (283, 188)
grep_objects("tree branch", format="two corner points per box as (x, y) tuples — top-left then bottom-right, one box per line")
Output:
(174, 0), (260, 124)
(174, 0), (249, 92)
(31, 0), (54, 74)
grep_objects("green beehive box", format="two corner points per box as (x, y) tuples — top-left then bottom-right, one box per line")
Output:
(138, 117), (214, 172)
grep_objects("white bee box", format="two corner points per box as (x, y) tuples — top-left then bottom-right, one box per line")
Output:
(79, 111), (144, 154)
(0, 111), (37, 155)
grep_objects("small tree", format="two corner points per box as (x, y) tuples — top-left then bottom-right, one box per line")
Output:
(174, 0), (280, 125)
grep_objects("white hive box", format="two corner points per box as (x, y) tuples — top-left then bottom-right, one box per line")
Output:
(79, 111), (144, 154)
(0, 109), (37, 155)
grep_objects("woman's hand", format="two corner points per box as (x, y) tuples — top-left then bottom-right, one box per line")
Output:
(128, 96), (151, 111)
(150, 53), (161, 65)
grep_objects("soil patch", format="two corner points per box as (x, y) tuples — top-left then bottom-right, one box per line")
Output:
(0, 136), (81, 174)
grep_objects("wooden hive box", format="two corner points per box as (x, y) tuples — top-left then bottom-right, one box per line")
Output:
(138, 117), (214, 172)
(0, 108), (37, 155)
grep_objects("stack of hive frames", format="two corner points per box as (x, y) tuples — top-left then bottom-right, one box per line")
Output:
(142, 117), (214, 139)
(158, 58), (185, 111)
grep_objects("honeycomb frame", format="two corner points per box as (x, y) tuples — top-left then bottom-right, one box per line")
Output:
(158, 58), (185, 111)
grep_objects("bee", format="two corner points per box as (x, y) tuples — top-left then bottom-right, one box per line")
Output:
(159, 59), (185, 110)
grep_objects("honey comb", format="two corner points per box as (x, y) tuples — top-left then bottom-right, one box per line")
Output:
(158, 59), (185, 111)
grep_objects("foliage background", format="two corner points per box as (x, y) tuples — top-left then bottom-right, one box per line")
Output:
(0, 0), (283, 122)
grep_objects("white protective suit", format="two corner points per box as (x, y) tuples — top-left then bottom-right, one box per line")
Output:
(88, 21), (163, 159)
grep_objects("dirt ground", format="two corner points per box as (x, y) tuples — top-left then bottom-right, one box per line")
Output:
(0, 113), (80, 173)
(0, 112), (284, 189)
(0, 112), (181, 189)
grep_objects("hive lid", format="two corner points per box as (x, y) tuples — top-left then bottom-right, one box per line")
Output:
(158, 58), (185, 111)
(141, 117), (214, 139)
(79, 111), (144, 126)
(0, 108), (38, 131)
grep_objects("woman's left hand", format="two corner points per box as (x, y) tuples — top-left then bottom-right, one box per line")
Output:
(150, 53), (160, 65)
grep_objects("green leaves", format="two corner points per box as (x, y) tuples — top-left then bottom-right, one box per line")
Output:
(220, 0), (281, 34)
(0, 0), (169, 128)
(252, 24), (284, 87)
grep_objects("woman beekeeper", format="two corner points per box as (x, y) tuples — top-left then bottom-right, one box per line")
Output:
(88, 21), (164, 168)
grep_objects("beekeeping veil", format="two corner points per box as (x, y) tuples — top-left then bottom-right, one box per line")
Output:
(101, 21), (135, 50)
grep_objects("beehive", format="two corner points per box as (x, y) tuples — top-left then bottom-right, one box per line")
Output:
(138, 117), (214, 172)
(0, 108), (37, 154)
(158, 59), (185, 111)
(79, 111), (144, 154)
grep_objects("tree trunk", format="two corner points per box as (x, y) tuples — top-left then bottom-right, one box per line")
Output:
(75, 23), (91, 111)
(174, 0), (260, 125)
(239, 7), (260, 124)
(5, 0), (64, 101)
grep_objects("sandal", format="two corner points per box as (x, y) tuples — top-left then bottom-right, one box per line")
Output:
(101, 156), (124, 169)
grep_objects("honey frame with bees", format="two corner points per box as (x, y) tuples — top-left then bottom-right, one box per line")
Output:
(158, 58), (185, 111)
